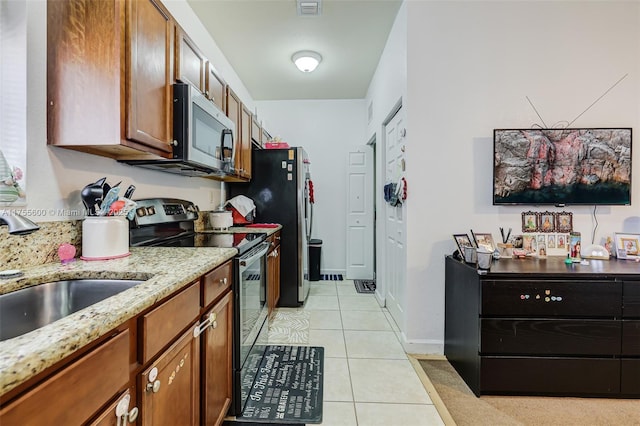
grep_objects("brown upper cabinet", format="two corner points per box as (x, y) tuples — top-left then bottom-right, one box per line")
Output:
(175, 26), (206, 93)
(251, 115), (262, 147)
(239, 104), (253, 179)
(225, 87), (242, 179)
(206, 63), (227, 113)
(47, 0), (175, 159)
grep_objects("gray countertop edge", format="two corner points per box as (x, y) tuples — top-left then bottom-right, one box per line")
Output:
(0, 246), (237, 397)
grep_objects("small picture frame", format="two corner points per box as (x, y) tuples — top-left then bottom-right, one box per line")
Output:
(539, 211), (555, 232)
(453, 233), (474, 255)
(522, 234), (537, 254)
(555, 211), (573, 233)
(614, 232), (640, 260)
(522, 211), (538, 232)
(471, 231), (496, 252)
(569, 232), (582, 261)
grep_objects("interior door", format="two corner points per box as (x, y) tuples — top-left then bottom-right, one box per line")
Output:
(384, 108), (406, 330)
(346, 146), (374, 279)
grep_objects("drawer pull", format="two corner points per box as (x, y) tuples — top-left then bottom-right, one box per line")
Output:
(220, 277), (228, 286)
(146, 380), (161, 393)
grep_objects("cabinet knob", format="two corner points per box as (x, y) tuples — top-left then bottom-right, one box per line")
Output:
(126, 407), (139, 423)
(172, 140), (178, 146)
(146, 380), (161, 393)
(219, 277), (227, 285)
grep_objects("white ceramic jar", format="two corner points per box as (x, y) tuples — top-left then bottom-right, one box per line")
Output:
(81, 216), (130, 260)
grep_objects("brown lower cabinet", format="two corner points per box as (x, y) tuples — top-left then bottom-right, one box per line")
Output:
(0, 260), (234, 426)
(139, 325), (201, 426)
(267, 231), (281, 315)
(202, 291), (233, 425)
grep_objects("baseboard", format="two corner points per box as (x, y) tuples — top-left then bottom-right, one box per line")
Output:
(398, 336), (444, 356)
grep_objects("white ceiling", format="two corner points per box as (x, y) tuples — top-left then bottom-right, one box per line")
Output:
(186, 0), (403, 101)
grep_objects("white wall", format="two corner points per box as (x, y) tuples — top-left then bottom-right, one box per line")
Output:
(255, 100), (368, 274)
(392, 0), (639, 351)
(21, 0), (253, 221)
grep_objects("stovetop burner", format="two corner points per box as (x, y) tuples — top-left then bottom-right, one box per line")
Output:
(129, 198), (266, 254)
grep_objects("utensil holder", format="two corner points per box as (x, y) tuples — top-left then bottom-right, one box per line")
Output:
(81, 216), (130, 260)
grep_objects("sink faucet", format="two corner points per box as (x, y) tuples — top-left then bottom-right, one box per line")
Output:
(0, 210), (40, 235)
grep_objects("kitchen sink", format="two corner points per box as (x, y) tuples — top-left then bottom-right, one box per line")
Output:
(0, 279), (143, 341)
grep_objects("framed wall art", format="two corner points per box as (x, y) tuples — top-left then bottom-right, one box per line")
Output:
(539, 211), (555, 232)
(521, 211), (538, 232)
(555, 212), (573, 233)
(614, 232), (640, 260)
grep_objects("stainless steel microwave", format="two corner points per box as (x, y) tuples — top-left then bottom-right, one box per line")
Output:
(121, 83), (235, 177)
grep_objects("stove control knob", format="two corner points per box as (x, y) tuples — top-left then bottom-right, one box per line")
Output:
(136, 207), (147, 217)
(147, 206), (156, 215)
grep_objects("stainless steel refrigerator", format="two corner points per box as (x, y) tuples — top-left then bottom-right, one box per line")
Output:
(230, 147), (312, 306)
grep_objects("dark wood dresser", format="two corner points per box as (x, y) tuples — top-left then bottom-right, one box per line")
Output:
(444, 255), (640, 397)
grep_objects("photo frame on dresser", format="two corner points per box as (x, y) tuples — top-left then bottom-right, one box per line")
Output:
(471, 231), (496, 252)
(453, 233), (474, 255)
(614, 232), (640, 260)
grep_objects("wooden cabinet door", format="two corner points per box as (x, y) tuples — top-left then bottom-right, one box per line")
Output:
(240, 105), (253, 179)
(226, 87), (242, 176)
(139, 326), (200, 426)
(175, 27), (206, 92)
(251, 115), (261, 145)
(126, 0), (174, 154)
(267, 237), (281, 315)
(206, 62), (226, 113)
(202, 291), (233, 426)
(0, 330), (130, 425)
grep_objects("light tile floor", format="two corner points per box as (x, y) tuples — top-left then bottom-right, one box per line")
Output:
(267, 279), (445, 426)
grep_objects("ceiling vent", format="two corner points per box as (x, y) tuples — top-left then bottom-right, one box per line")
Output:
(297, 0), (322, 16)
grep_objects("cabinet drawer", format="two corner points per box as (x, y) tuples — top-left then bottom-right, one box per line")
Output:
(202, 260), (232, 308)
(141, 281), (200, 363)
(481, 319), (621, 356)
(1, 330), (129, 425)
(480, 356), (620, 395)
(623, 281), (640, 318)
(482, 280), (622, 317)
(622, 320), (640, 355)
(621, 359), (640, 395)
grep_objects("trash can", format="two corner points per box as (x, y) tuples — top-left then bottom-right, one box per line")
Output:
(309, 239), (322, 281)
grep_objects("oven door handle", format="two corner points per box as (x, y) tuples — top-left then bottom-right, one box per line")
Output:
(239, 242), (270, 269)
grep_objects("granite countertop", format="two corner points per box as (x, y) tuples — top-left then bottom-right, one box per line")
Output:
(0, 246), (236, 397)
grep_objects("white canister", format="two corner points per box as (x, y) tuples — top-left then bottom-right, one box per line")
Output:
(81, 216), (130, 260)
(209, 210), (233, 230)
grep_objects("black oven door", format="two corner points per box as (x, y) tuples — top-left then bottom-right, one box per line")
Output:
(234, 241), (270, 414)
(237, 242), (270, 369)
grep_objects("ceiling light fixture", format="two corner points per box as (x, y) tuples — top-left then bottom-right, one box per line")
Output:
(292, 50), (322, 73)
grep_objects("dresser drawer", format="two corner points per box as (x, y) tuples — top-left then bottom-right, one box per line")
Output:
(622, 320), (640, 355)
(480, 357), (620, 395)
(621, 359), (640, 395)
(202, 260), (232, 308)
(481, 319), (621, 356)
(482, 280), (622, 317)
(140, 281), (200, 363)
(623, 280), (640, 318)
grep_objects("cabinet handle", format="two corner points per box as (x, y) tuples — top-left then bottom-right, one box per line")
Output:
(146, 380), (161, 393)
(193, 312), (216, 338)
(219, 277), (228, 286)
